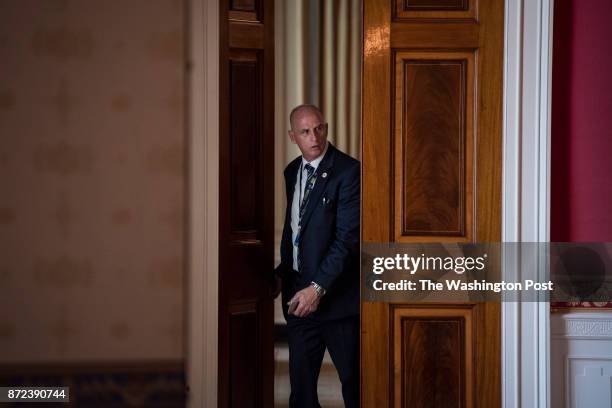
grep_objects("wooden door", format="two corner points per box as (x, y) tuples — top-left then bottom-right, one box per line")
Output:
(218, 0), (275, 407)
(362, 0), (504, 407)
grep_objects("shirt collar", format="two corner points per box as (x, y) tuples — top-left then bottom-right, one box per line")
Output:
(301, 141), (329, 172)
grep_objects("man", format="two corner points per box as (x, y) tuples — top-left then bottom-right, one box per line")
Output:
(275, 104), (360, 408)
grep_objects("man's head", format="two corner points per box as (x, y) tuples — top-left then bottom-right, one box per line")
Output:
(289, 104), (328, 162)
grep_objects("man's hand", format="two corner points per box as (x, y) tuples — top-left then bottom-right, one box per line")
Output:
(287, 286), (320, 317)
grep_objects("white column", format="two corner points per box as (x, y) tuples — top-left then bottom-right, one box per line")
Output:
(502, 0), (554, 407)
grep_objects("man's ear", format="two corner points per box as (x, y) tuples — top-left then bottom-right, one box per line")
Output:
(288, 130), (296, 144)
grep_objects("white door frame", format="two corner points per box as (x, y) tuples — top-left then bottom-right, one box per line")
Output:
(502, 0), (554, 407)
(187, 0), (555, 406)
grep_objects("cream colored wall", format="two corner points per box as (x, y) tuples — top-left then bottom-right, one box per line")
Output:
(0, 0), (185, 362)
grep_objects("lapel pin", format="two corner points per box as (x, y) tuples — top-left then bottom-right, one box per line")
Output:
(322, 172), (327, 178)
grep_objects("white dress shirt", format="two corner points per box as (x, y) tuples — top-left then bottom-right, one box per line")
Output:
(291, 141), (329, 271)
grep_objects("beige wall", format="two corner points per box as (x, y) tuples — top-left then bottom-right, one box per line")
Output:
(0, 0), (185, 362)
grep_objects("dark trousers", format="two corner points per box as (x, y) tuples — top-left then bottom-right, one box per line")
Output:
(287, 315), (359, 408)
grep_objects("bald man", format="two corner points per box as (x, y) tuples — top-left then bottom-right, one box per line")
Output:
(274, 104), (360, 408)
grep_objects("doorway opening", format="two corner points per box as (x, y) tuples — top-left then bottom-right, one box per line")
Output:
(272, 1), (362, 406)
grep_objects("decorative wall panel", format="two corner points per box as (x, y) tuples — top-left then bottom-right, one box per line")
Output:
(229, 304), (259, 407)
(231, 0), (256, 12)
(392, 305), (474, 408)
(404, 0), (467, 10)
(394, 52), (474, 242)
(229, 53), (263, 242)
(230, 0), (260, 22)
(394, 0), (476, 20)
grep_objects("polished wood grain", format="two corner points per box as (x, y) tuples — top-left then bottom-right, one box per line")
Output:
(404, 0), (467, 9)
(219, 0), (275, 407)
(229, 53), (262, 241)
(362, 0), (393, 405)
(229, 10), (260, 22)
(229, 21), (264, 49)
(361, 0), (393, 404)
(362, 0), (392, 244)
(402, 319), (463, 407)
(390, 23), (479, 49)
(392, 305), (474, 408)
(231, 0), (256, 12)
(230, 305), (258, 407)
(362, 0), (503, 406)
(394, 0), (476, 21)
(361, 302), (390, 407)
(394, 51), (474, 242)
(474, 0), (503, 244)
(472, 1), (504, 399)
(401, 59), (466, 236)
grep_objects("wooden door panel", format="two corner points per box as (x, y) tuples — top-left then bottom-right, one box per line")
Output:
(393, 305), (475, 408)
(231, 0), (257, 13)
(394, 51), (475, 241)
(229, 50), (263, 240)
(219, 0), (274, 407)
(395, 0), (475, 20)
(362, 0), (503, 406)
(228, 304), (259, 406)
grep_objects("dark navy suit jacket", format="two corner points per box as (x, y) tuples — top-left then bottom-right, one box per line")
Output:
(276, 143), (360, 321)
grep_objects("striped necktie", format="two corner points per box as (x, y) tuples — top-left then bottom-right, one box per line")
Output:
(295, 163), (316, 272)
(299, 164), (316, 217)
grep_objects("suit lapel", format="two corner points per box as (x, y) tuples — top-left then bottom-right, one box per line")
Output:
(298, 144), (336, 230)
(287, 165), (298, 205)
(284, 159), (300, 225)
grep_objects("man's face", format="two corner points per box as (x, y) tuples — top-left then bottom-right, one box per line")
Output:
(289, 109), (328, 162)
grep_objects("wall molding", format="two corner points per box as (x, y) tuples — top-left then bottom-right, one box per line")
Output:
(551, 312), (612, 407)
(552, 312), (612, 339)
(502, 0), (554, 407)
(187, 0), (219, 407)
